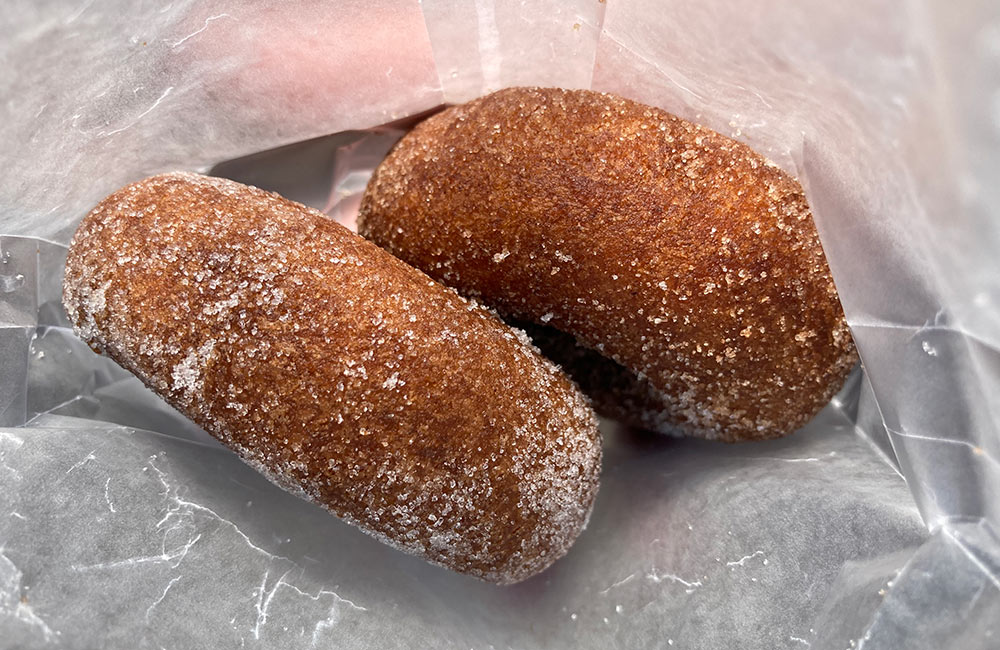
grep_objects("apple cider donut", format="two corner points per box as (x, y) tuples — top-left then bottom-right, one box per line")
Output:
(358, 87), (856, 442)
(63, 172), (601, 584)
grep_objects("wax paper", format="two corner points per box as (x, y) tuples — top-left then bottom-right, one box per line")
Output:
(1, 0), (998, 648)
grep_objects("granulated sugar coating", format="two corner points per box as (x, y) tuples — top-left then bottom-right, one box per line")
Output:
(62, 172), (601, 584)
(358, 87), (857, 442)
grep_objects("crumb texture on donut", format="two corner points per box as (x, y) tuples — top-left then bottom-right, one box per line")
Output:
(63, 172), (601, 584)
(358, 87), (857, 442)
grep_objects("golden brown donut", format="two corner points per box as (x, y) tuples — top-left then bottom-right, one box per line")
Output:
(62, 172), (601, 584)
(358, 87), (857, 442)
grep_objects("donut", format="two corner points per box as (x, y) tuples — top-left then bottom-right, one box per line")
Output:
(62, 172), (601, 584)
(357, 87), (857, 442)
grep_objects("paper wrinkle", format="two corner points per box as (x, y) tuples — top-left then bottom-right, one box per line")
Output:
(473, 1), (502, 91)
(0, 403), (937, 648)
(0, 552), (60, 644)
(421, 0), (602, 102)
(600, 31), (710, 105)
(644, 569), (703, 592)
(827, 525), (1000, 650)
(1, 1), (444, 241)
(33, 434), (370, 645)
(144, 575), (181, 623)
(167, 13), (232, 48)
(0, 431), (24, 483)
(3, 0), (1000, 647)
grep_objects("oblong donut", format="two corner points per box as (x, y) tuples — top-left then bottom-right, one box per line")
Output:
(63, 172), (601, 584)
(358, 87), (857, 442)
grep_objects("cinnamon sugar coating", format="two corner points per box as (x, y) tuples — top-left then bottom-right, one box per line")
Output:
(358, 87), (857, 442)
(63, 172), (601, 584)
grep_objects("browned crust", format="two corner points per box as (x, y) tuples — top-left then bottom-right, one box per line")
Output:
(62, 172), (601, 584)
(358, 87), (857, 442)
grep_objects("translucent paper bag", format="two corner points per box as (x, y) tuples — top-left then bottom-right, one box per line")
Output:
(1, 1), (997, 647)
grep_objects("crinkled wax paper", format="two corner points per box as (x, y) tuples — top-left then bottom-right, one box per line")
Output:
(2, 0), (999, 648)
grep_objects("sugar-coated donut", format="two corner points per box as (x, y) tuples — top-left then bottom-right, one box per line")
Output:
(358, 87), (856, 442)
(63, 172), (601, 584)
